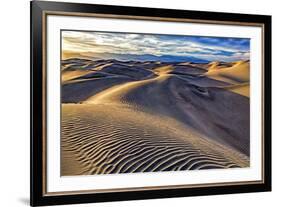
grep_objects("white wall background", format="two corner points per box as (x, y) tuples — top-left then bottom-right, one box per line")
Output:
(0, 0), (278, 206)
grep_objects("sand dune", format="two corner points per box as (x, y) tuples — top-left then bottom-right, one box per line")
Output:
(84, 73), (249, 156)
(225, 83), (250, 97)
(205, 61), (249, 84)
(61, 58), (250, 176)
(61, 59), (156, 103)
(204, 60), (250, 97)
(62, 104), (248, 175)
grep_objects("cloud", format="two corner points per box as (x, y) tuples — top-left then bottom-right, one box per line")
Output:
(62, 31), (250, 62)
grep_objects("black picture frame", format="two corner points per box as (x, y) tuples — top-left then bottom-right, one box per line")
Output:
(31, 1), (271, 206)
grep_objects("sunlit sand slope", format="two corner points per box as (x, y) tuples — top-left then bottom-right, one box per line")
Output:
(205, 61), (250, 97)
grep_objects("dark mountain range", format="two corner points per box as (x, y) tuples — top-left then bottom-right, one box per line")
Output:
(74, 52), (208, 63)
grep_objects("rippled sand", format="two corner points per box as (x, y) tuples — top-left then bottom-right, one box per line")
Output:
(61, 59), (250, 176)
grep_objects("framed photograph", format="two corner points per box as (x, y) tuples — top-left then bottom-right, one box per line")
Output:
(30, 1), (271, 206)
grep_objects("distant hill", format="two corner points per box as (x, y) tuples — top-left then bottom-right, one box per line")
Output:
(110, 53), (208, 63)
(62, 51), (208, 63)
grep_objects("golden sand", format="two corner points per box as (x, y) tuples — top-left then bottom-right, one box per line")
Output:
(61, 59), (250, 176)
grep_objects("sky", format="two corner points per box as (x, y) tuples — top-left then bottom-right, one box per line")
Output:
(62, 30), (250, 62)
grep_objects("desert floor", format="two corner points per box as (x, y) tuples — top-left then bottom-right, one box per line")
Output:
(61, 59), (250, 176)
